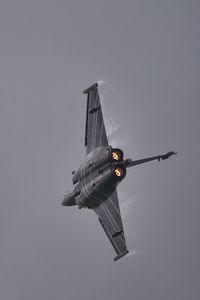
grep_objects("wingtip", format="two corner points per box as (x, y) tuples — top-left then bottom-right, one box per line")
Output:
(83, 82), (98, 94)
(113, 250), (129, 262)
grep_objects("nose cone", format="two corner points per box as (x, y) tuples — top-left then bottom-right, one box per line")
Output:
(62, 196), (68, 206)
(62, 193), (76, 206)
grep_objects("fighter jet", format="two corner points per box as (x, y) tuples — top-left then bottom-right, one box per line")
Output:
(62, 82), (176, 261)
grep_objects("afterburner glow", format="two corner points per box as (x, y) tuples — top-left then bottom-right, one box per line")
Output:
(112, 151), (120, 160)
(115, 167), (125, 177)
(112, 149), (123, 161)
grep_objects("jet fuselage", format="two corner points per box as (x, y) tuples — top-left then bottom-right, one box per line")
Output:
(62, 146), (126, 208)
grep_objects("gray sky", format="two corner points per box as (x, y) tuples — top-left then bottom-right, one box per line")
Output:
(0, 0), (200, 299)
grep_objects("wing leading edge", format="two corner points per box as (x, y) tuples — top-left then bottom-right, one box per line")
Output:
(83, 83), (108, 155)
(93, 189), (129, 261)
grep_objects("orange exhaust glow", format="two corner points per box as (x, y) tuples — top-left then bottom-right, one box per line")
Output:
(112, 149), (123, 161)
(114, 167), (125, 177)
(112, 152), (120, 160)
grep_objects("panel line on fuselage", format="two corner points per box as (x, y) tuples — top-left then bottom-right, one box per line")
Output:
(86, 156), (125, 247)
(83, 162), (127, 253)
(81, 153), (123, 242)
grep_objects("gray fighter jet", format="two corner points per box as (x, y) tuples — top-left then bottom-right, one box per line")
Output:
(62, 82), (176, 261)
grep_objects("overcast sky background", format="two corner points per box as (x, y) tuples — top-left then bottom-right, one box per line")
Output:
(0, 1), (200, 299)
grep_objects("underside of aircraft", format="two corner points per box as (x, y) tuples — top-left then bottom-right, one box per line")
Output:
(62, 82), (176, 261)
